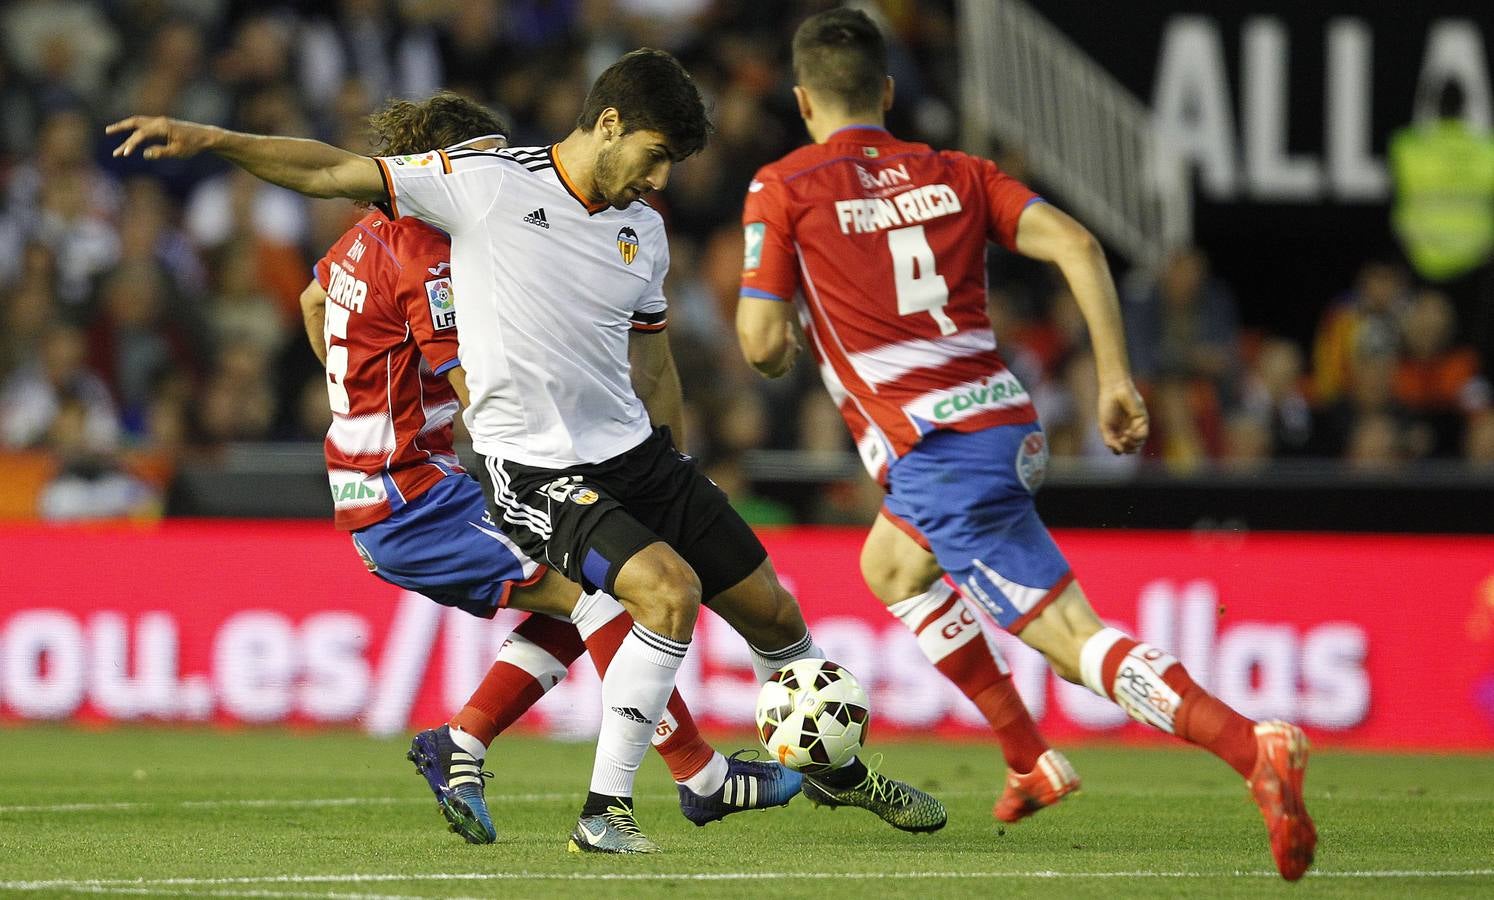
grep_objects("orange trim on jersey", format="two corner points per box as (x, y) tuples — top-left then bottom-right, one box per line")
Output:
(629, 321), (668, 333)
(550, 146), (608, 214)
(1008, 571), (1074, 636)
(878, 505), (932, 551)
(437, 149), (452, 174)
(495, 564), (550, 613)
(374, 157), (400, 219)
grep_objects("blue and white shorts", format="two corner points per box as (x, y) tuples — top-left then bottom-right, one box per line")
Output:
(881, 423), (1073, 632)
(351, 473), (544, 618)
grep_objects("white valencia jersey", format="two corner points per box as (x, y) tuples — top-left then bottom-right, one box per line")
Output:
(375, 144), (669, 466)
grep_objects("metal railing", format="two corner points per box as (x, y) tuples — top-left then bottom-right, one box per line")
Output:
(958, 0), (1191, 267)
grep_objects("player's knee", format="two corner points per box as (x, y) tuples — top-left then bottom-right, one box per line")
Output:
(655, 571), (702, 637)
(631, 556), (701, 639)
(861, 556), (941, 606)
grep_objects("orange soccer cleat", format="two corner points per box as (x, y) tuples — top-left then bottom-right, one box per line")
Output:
(993, 748), (1081, 823)
(1248, 721), (1318, 881)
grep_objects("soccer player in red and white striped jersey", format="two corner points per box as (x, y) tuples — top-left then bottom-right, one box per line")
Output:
(737, 9), (1315, 880)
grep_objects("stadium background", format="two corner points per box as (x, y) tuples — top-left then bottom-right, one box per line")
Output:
(1, 0), (1492, 753)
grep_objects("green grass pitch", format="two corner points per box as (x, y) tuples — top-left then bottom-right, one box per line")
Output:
(1, 726), (1491, 898)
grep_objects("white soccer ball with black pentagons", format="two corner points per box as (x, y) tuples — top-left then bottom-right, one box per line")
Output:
(755, 658), (869, 774)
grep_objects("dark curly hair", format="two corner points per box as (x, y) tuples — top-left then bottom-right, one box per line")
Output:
(367, 90), (509, 157)
(575, 48), (711, 160)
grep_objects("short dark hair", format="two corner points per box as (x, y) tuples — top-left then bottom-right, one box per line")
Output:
(575, 48), (711, 160)
(792, 7), (888, 114)
(368, 90), (509, 156)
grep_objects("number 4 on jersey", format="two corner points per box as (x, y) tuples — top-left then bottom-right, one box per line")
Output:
(888, 224), (956, 336)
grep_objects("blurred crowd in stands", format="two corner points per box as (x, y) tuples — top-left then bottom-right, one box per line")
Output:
(0, 0), (1490, 523)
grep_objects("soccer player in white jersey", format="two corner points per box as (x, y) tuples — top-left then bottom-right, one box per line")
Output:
(109, 49), (943, 851)
(297, 91), (800, 846)
(736, 9), (1315, 880)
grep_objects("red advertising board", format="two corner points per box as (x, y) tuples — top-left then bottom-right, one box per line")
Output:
(2, 523), (1492, 749)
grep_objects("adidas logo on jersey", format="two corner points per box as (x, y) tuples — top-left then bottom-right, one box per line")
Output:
(523, 207), (550, 229)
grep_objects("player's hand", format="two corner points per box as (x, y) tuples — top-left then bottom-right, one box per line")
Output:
(1097, 378), (1149, 454)
(106, 116), (219, 160)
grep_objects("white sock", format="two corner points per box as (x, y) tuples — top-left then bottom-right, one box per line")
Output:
(748, 631), (823, 683)
(569, 589), (627, 640)
(679, 751), (729, 795)
(589, 623), (689, 797)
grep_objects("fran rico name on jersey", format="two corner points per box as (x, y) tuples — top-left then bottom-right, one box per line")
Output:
(835, 184), (963, 235)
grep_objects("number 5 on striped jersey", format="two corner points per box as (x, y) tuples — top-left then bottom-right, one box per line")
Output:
(888, 224), (956, 335)
(324, 301), (351, 414)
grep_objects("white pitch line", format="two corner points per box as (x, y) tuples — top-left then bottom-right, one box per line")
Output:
(3, 869), (1492, 892)
(33, 888), (467, 900)
(0, 793), (585, 815)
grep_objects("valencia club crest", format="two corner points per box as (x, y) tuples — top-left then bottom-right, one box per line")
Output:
(617, 226), (639, 265)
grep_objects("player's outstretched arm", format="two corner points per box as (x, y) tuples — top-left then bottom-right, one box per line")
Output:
(1014, 202), (1149, 454)
(736, 296), (799, 378)
(106, 116), (386, 202)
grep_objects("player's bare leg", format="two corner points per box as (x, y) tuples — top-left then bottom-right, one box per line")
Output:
(713, 556), (948, 832)
(861, 514), (1077, 823)
(705, 556), (821, 680)
(1018, 581), (1317, 880)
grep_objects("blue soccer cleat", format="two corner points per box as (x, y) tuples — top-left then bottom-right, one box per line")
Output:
(406, 726), (496, 844)
(677, 750), (803, 826)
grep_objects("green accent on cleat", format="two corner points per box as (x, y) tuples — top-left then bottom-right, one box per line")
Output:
(567, 802), (661, 854)
(803, 760), (947, 833)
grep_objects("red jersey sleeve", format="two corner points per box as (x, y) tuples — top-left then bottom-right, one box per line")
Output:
(398, 239), (460, 375)
(740, 168), (799, 302)
(968, 154), (1042, 251)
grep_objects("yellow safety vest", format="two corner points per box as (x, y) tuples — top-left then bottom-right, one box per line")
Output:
(1389, 120), (1494, 281)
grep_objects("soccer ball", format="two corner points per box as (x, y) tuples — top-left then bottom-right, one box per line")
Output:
(755, 658), (870, 774)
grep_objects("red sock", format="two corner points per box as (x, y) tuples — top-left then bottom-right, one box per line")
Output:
(1095, 632), (1258, 778)
(1164, 667), (1259, 778)
(581, 613), (716, 783)
(890, 585), (1047, 773)
(450, 614), (585, 746)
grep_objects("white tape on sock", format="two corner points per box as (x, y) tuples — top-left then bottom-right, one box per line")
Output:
(494, 633), (567, 691)
(1079, 627), (1127, 698)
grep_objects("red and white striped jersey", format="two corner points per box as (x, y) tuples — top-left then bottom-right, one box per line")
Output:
(314, 209), (463, 530)
(742, 126), (1042, 482)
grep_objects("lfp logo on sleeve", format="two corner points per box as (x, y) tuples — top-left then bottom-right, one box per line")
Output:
(425, 277), (456, 329)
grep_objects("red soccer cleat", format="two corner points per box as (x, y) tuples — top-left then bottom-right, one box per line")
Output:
(993, 749), (1080, 823)
(1248, 721), (1318, 881)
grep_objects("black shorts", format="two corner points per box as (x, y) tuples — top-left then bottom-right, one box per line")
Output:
(478, 427), (767, 601)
